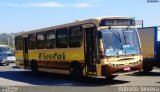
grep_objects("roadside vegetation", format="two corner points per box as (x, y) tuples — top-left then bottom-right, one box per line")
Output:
(0, 33), (15, 48)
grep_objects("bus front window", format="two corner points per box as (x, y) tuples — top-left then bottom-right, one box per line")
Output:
(100, 28), (140, 56)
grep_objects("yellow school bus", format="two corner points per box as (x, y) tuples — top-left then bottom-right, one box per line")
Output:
(15, 16), (143, 79)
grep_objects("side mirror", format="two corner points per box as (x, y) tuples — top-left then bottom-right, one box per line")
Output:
(11, 49), (15, 54)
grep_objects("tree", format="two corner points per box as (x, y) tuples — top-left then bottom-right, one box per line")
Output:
(0, 33), (15, 48)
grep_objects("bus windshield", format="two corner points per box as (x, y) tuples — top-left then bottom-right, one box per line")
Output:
(100, 28), (140, 56)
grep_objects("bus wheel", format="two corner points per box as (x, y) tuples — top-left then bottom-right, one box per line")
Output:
(31, 61), (39, 75)
(70, 63), (83, 80)
(143, 66), (153, 72)
(106, 75), (117, 80)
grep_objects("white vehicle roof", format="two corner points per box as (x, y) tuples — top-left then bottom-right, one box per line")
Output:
(0, 45), (9, 47)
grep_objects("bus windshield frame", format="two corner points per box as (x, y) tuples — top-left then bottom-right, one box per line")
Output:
(100, 28), (140, 57)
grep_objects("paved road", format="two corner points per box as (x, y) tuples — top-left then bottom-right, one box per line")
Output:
(0, 63), (160, 92)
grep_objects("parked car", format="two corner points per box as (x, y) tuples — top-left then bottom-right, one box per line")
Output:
(6, 52), (16, 63)
(0, 53), (9, 65)
(0, 45), (15, 65)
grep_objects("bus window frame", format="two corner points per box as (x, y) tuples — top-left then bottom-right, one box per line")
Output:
(15, 36), (23, 50)
(69, 26), (83, 48)
(36, 32), (45, 49)
(56, 28), (69, 48)
(45, 30), (56, 49)
(28, 33), (36, 50)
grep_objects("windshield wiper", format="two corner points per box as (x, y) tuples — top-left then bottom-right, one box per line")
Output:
(108, 26), (122, 45)
(123, 26), (130, 44)
(123, 27), (137, 56)
(122, 31), (127, 55)
(108, 27), (123, 56)
(126, 26), (129, 31)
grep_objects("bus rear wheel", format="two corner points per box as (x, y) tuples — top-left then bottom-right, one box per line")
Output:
(31, 61), (39, 75)
(70, 63), (83, 80)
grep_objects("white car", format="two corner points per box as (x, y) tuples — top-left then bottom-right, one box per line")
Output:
(0, 46), (16, 63)
(6, 52), (16, 63)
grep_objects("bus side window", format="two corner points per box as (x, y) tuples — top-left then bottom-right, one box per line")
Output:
(36, 32), (45, 49)
(46, 30), (55, 49)
(28, 33), (36, 50)
(15, 36), (23, 50)
(69, 26), (82, 48)
(56, 28), (68, 48)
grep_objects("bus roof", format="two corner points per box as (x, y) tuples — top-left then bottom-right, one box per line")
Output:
(96, 16), (134, 20)
(15, 16), (134, 36)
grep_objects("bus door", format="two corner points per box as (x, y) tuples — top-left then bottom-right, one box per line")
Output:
(84, 27), (98, 75)
(23, 37), (29, 69)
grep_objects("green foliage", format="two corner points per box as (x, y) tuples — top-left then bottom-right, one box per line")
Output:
(0, 33), (15, 48)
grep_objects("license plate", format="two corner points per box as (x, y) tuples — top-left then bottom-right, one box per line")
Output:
(9, 57), (14, 59)
(123, 68), (130, 71)
(7, 57), (15, 60)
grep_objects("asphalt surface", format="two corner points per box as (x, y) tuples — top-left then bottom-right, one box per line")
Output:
(0, 63), (160, 92)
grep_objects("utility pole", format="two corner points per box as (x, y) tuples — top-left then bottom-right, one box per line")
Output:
(12, 35), (15, 49)
(142, 20), (144, 28)
(8, 36), (10, 47)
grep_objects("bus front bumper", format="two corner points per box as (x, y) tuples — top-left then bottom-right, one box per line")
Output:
(101, 62), (143, 77)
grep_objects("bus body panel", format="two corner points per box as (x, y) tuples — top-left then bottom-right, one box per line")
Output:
(15, 48), (85, 67)
(15, 16), (143, 78)
(101, 55), (142, 77)
(28, 48), (85, 61)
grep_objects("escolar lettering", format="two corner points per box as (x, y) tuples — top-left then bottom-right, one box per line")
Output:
(39, 52), (66, 60)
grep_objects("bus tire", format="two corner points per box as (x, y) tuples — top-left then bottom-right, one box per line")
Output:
(31, 61), (39, 75)
(143, 66), (153, 72)
(106, 75), (117, 80)
(70, 63), (83, 80)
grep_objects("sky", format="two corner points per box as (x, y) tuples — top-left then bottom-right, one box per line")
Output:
(0, 0), (160, 33)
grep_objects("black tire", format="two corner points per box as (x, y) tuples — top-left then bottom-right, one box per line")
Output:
(143, 61), (153, 72)
(6, 62), (9, 66)
(70, 63), (83, 80)
(31, 61), (39, 75)
(106, 75), (117, 80)
(143, 66), (153, 72)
